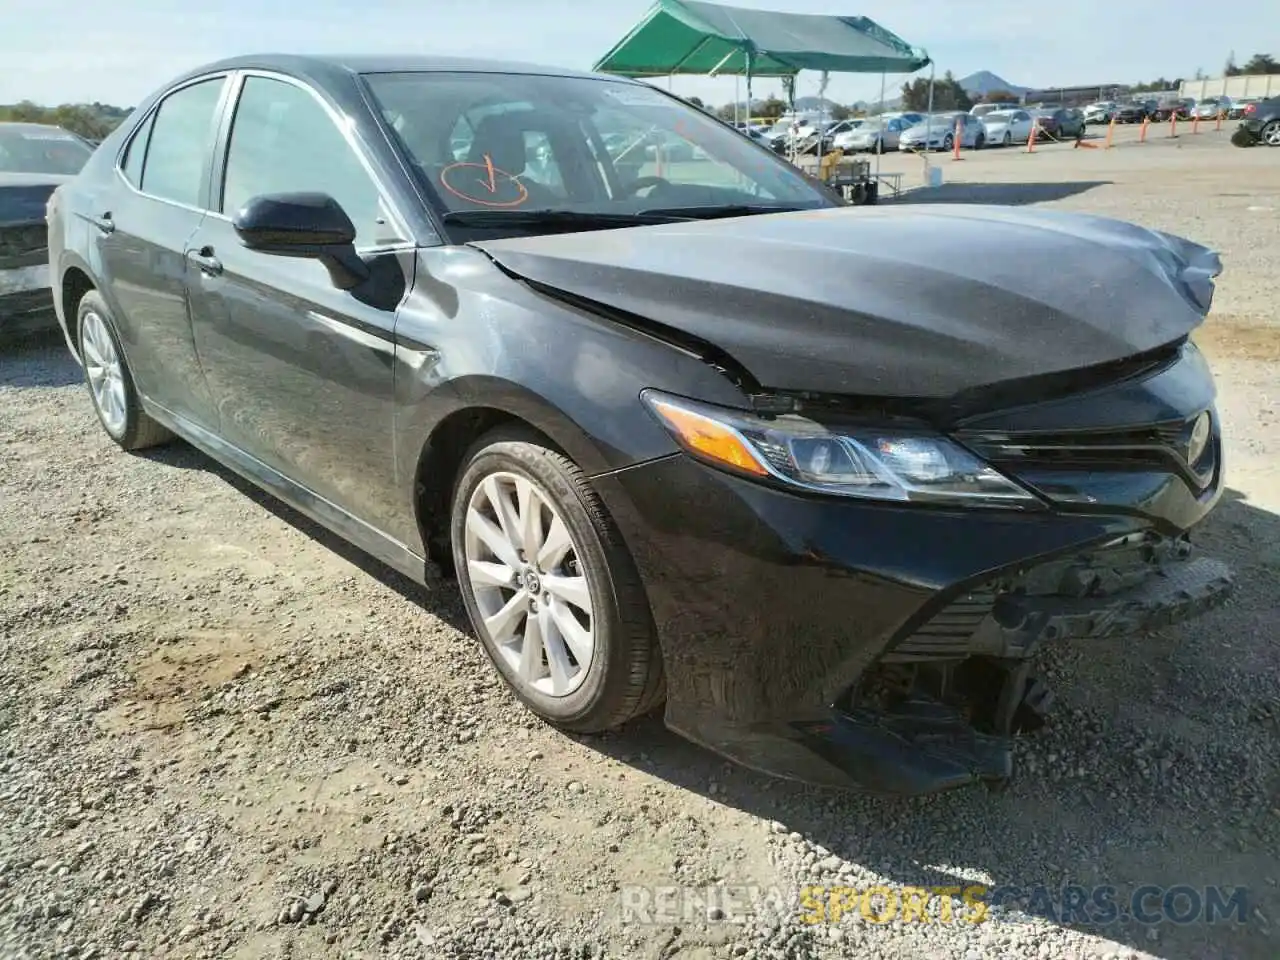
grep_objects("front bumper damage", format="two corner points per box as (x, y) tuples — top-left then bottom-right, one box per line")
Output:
(592, 385), (1234, 795)
(830, 532), (1233, 795)
(0, 219), (56, 340)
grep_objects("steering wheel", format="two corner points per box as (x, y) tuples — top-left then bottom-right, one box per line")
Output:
(622, 175), (671, 196)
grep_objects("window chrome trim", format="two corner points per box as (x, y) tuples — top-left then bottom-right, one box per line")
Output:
(208, 69), (414, 255)
(112, 72), (233, 216)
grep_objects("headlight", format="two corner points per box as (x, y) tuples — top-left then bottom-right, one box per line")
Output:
(641, 391), (1041, 507)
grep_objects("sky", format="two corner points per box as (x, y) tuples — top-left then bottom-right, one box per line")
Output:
(3, 0), (1277, 109)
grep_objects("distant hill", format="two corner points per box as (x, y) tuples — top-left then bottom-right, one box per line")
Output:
(957, 70), (1029, 97)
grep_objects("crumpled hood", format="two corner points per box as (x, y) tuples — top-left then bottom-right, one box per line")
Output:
(472, 203), (1221, 399)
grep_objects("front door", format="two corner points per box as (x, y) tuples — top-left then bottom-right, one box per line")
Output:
(96, 75), (229, 428)
(187, 72), (412, 534)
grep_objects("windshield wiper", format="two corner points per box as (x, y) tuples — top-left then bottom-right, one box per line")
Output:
(637, 203), (810, 220)
(439, 209), (689, 227)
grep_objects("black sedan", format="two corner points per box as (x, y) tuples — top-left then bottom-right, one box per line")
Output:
(1233, 96), (1280, 146)
(1, 122), (95, 340)
(47, 55), (1234, 796)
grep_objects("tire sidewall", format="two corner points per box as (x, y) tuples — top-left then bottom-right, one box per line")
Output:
(450, 439), (622, 724)
(77, 291), (142, 446)
(1263, 120), (1280, 146)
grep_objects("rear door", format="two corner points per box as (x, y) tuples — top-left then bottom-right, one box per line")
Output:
(97, 75), (230, 428)
(185, 71), (413, 532)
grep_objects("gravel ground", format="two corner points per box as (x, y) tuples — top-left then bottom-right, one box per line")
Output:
(1, 132), (1278, 960)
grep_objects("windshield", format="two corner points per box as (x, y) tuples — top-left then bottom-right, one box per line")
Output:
(0, 125), (94, 175)
(985, 111), (1016, 121)
(364, 72), (833, 228)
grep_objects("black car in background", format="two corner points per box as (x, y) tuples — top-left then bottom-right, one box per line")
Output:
(1030, 106), (1086, 139)
(47, 54), (1234, 796)
(1153, 97), (1195, 121)
(1233, 96), (1280, 146)
(1113, 101), (1148, 123)
(0, 122), (95, 340)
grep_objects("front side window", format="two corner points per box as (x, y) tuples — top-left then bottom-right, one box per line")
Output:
(221, 75), (404, 248)
(140, 77), (225, 207)
(365, 71), (832, 226)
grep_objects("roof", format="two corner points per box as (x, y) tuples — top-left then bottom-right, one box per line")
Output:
(593, 0), (930, 78)
(193, 53), (619, 82)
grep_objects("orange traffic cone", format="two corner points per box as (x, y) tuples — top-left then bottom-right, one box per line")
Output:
(1169, 113), (1178, 138)
(952, 117), (963, 161)
(1105, 113), (1116, 149)
(1216, 109), (1224, 131)
(1192, 111), (1201, 135)
(1139, 115), (1150, 142)
(1026, 119), (1039, 153)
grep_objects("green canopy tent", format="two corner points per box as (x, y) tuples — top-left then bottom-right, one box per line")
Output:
(593, 0), (932, 121)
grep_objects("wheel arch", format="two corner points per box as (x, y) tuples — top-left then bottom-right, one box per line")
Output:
(409, 377), (624, 575)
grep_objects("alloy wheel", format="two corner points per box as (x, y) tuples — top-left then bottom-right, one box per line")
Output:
(80, 309), (127, 437)
(1263, 121), (1280, 146)
(463, 471), (595, 697)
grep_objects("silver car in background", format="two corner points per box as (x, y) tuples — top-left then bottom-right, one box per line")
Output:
(898, 112), (986, 151)
(982, 108), (1036, 146)
(833, 116), (911, 153)
(1193, 96), (1231, 119)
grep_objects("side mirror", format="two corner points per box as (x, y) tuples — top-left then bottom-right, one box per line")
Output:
(232, 192), (370, 291)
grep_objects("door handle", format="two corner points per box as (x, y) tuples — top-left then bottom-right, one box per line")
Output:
(187, 247), (223, 277)
(90, 213), (114, 234)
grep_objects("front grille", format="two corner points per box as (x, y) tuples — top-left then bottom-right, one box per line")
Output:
(957, 409), (1217, 488)
(0, 221), (50, 272)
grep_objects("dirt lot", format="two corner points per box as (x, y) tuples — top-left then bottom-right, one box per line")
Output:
(1, 128), (1278, 960)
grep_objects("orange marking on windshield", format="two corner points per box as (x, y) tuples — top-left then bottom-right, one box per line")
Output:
(480, 153), (498, 193)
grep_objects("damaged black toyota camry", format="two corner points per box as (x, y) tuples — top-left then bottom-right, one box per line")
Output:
(46, 55), (1233, 795)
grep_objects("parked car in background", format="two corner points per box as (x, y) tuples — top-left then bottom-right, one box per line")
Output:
(1233, 96), (1280, 146)
(970, 102), (1020, 120)
(1, 122), (96, 341)
(1193, 96), (1231, 120)
(982, 108), (1035, 146)
(1153, 97), (1195, 121)
(833, 115), (911, 153)
(899, 112), (986, 151)
(1028, 107), (1085, 139)
(1113, 101), (1149, 123)
(1083, 101), (1117, 124)
(46, 52), (1235, 796)
(1228, 97), (1260, 119)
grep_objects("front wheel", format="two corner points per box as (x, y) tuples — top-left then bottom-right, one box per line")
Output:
(974, 133), (985, 150)
(941, 133), (954, 152)
(1002, 131), (1012, 147)
(77, 290), (172, 451)
(450, 427), (664, 732)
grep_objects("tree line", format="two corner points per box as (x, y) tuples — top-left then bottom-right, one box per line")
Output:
(0, 101), (131, 141)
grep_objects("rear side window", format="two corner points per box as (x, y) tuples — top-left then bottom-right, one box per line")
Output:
(120, 112), (155, 187)
(139, 77), (225, 207)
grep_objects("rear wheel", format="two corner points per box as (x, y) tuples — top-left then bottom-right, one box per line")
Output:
(942, 133), (954, 152)
(1262, 120), (1280, 146)
(1002, 131), (1012, 147)
(450, 427), (664, 732)
(974, 133), (985, 150)
(77, 291), (172, 451)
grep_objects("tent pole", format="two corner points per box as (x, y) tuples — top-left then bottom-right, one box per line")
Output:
(925, 62), (936, 148)
(876, 70), (886, 184)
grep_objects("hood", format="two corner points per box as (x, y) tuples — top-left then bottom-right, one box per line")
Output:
(0, 173), (71, 228)
(471, 204), (1221, 400)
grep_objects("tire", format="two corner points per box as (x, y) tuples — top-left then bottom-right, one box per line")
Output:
(1262, 120), (1280, 147)
(76, 290), (172, 451)
(974, 133), (985, 150)
(873, 137), (883, 154)
(942, 133), (954, 152)
(1002, 131), (1012, 147)
(450, 426), (664, 733)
